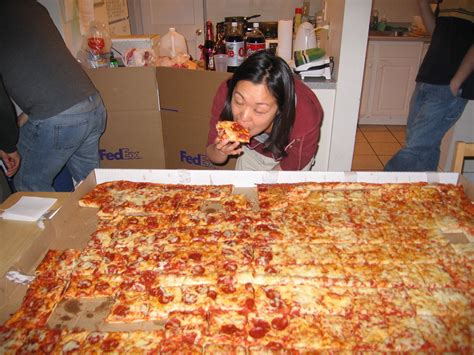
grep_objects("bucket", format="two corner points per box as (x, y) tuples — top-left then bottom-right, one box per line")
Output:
(159, 28), (188, 58)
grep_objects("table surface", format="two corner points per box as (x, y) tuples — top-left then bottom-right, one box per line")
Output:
(0, 192), (69, 276)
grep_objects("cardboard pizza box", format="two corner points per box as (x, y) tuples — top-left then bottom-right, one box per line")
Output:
(0, 169), (472, 328)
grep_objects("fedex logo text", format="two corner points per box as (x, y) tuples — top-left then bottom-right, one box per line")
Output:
(179, 150), (214, 168)
(99, 148), (142, 161)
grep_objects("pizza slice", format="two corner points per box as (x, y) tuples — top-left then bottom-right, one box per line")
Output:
(216, 121), (250, 143)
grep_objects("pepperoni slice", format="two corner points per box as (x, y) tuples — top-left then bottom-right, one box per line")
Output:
(223, 261), (238, 272)
(150, 287), (175, 304)
(146, 216), (159, 228)
(86, 332), (104, 344)
(94, 281), (110, 292)
(182, 332), (198, 345)
(192, 265), (205, 276)
(183, 292), (198, 304)
(159, 292), (175, 304)
(207, 290), (217, 300)
(217, 275), (233, 285)
(77, 279), (92, 289)
(266, 342), (284, 351)
(249, 320), (271, 339)
(112, 305), (128, 316)
(140, 270), (156, 286)
(221, 324), (240, 335)
(188, 252), (202, 262)
(245, 298), (255, 310)
(265, 288), (280, 300)
(265, 265), (277, 274)
(101, 338), (120, 352)
(165, 317), (181, 329)
(271, 316), (289, 330)
(161, 251), (176, 260)
(128, 217), (139, 225)
(220, 283), (236, 294)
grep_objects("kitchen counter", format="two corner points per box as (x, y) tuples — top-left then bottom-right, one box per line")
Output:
(369, 31), (431, 43)
(302, 77), (337, 90)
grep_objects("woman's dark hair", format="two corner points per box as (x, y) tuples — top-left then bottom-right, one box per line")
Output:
(220, 50), (296, 159)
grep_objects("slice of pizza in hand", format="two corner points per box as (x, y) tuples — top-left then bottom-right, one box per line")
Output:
(216, 121), (250, 143)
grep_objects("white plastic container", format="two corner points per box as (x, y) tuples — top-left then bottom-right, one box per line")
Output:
(294, 22), (317, 52)
(159, 28), (188, 58)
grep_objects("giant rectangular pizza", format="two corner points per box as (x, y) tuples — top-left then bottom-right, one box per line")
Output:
(1, 180), (473, 353)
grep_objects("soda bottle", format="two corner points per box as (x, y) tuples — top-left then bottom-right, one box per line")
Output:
(225, 22), (245, 72)
(214, 22), (226, 55)
(245, 22), (265, 57)
(204, 20), (215, 70)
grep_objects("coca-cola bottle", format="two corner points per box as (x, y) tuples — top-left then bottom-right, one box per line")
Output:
(225, 22), (245, 72)
(204, 21), (215, 70)
(245, 22), (266, 57)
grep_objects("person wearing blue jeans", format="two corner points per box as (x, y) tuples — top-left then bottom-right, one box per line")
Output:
(14, 94), (106, 191)
(0, 1), (106, 191)
(385, 83), (468, 171)
(385, 0), (473, 172)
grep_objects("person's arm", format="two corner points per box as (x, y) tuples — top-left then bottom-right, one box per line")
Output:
(417, 0), (437, 34)
(0, 77), (19, 154)
(206, 81), (243, 164)
(0, 150), (20, 177)
(206, 138), (242, 165)
(450, 44), (474, 96)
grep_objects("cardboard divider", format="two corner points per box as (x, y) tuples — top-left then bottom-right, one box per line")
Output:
(86, 67), (159, 112)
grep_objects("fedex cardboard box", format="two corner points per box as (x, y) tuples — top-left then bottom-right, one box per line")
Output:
(156, 67), (234, 170)
(86, 67), (166, 169)
(99, 111), (165, 169)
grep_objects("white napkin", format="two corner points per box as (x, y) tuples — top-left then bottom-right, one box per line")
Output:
(2, 196), (57, 222)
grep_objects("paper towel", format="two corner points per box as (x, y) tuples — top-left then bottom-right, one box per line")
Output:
(277, 20), (293, 61)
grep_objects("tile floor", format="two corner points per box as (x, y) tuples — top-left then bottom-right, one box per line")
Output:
(351, 125), (406, 171)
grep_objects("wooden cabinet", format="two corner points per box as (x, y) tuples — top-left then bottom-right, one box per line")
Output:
(359, 40), (426, 125)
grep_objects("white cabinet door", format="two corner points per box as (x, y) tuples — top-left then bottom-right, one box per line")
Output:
(139, 0), (204, 59)
(359, 41), (424, 125)
(371, 57), (419, 118)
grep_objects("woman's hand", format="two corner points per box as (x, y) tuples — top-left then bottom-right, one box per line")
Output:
(206, 138), (244, 165)
(215, 138), (243, 156)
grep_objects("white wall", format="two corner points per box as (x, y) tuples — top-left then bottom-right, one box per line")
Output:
(205, 0), (323, 24)
(328, 0), (372, 171)
(39, 0), (113, 56)
(372, 0), (420, 23)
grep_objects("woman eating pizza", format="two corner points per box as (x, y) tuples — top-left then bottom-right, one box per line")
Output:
(206, 50), (323, 171)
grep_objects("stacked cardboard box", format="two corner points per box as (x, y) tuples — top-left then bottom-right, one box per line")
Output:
(86, 67), (166, 169)
(156, 67), (234, 169)
(87, 67), (235, 170)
